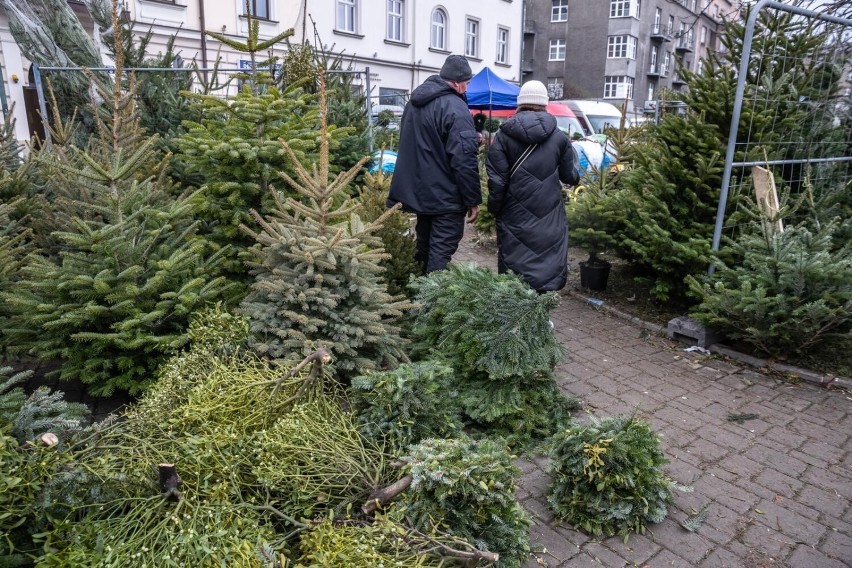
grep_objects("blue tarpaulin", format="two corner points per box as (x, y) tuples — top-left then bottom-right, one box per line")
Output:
(467, 67), (519, 110)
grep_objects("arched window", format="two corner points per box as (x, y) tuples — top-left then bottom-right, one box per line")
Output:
(431, 8), (447, 50)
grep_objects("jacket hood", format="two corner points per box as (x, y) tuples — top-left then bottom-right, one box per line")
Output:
(410, 75), (464, 107)
(499, 111), (557, 144)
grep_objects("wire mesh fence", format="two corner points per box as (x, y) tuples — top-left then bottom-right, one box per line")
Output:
(712, 0), (852, 251)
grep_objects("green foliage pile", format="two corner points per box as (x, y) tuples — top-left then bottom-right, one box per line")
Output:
(687, 195), (851, 357)
(0, 365), (85, 564)
(0, 426), (64, 566)
(349, 361), (463, 454)
(239, 78), (410, 378)
(37, 314), (390, 566)
(357, 168), (420, 298)
(295, 517), (444, 567)
(409, 263), (573, 449)
(547, 415), (676, 540)
(391, 437), (530, 568)
(615, 114), (724, 301)
(2, 50), (237, 396)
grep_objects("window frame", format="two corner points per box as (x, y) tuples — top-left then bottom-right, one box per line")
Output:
(431, 8), (447, 50)
(603, 75), (634, 99)
(465, 17), (480, 58)
(336, 0), (358, 34)
(241, 0), (270, 20)
(549, 38), (566, 61)
(551, 0), (568, 22)
(386, 0), (404, 42)
(607, 35), (636, 59)
(496, 26), (510, 64)
(609, 0), (639, 18)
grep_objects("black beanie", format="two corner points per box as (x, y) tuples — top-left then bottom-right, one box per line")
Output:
(439, 55), (473, 82)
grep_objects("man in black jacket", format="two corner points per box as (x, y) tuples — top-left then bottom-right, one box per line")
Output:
(388, 55), (482, 274)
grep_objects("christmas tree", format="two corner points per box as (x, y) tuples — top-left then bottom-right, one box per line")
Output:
(2, 5), (237, 395)
(175, 20), (349, 280)
(239, 72), (410, 378)
(616, 114), (724, 301)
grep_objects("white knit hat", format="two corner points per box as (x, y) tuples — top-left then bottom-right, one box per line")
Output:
(517, 80), (549, 107)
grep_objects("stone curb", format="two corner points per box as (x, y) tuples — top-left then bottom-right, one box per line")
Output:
(563, 288), (851, 390)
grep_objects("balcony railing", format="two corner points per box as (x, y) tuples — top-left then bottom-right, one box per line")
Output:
(650, 24), (673, 42)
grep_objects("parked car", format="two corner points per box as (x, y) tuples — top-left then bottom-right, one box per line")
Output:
(554, 100), (594, 137)
(470, 102), (586, 139)
(566, 100), (625, 134)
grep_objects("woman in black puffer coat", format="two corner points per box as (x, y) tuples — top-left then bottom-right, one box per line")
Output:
(485, 81), (580, 293)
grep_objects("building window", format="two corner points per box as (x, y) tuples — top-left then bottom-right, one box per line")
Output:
(603, 75), (634, 99)
(610, 0), (639, 18)
(547, 77), (564, 99)
(647, 84), (654, 102)
(242, 0), (269, 19)
(549, 39), (566, 61)
(649, 45), (658, 71)
(387, 0), (404, 42)
(431, 8), (447, 50)
(662, 51), (671, 75)
(667, 15), (674, 34)
(551, 0), (568, 22)
(465, 17), (480, 58)
(337, 0), (357, 33)
(379, 87), (408, 106)
(607, 35), (636, 59)
(496, 26), (509, 64)
(700, 26), (707, 45)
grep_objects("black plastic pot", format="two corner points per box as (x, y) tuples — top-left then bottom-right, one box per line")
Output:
(579, 259), (611, 292)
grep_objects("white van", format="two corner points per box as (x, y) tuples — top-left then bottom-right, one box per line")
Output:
(569, 100), (625, 134)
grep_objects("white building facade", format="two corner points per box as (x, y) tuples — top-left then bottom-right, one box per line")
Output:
(0, 0), (524, 142)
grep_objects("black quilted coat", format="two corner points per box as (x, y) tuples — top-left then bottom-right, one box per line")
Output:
(485, 110), (579, 292)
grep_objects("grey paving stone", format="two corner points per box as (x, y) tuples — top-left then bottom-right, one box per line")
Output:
(453, 229), (852, 568)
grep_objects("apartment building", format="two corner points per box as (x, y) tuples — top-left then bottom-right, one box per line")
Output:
(522, 0), (738, 121)
(0, 0), (524, 142)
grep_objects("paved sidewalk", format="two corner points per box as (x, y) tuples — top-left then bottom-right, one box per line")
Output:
(455, 227), (851, 568)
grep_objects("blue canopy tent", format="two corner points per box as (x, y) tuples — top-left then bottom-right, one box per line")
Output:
(467, 66), (519, 110)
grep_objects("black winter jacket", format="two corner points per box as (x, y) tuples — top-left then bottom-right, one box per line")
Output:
(485, 110), (579, 292)
(388, 75), (481, 214)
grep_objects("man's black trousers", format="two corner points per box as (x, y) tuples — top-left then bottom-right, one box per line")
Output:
(414, 212), (465, 274)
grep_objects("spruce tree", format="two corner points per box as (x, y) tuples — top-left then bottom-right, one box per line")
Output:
(687, 193), (852, 358)
(239, 73), (410, 378)
(2, 8), (237, 395)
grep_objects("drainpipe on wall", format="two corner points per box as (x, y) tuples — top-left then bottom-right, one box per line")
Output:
(409, 0), (417, 95)
(198, 0), (208, 82)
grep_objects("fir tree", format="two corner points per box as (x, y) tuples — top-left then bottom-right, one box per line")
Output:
(616, 114), (724, 301)
(239, 73), (410, 378)
(410, 263), (573, 449)
(2, 7), (238, 395)
(175, 22), (351, 280)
